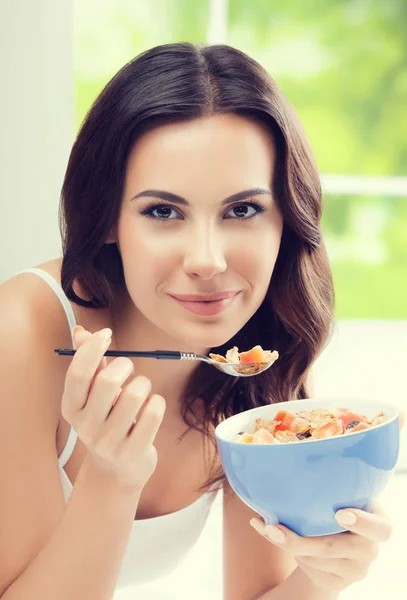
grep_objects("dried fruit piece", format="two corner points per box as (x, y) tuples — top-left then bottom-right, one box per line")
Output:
(337, 408), (369, 429)
(233, 432), (254, 443)
(209, 345), (279, 365)
(296, 431), (312, 440)
(239, 345), (269, 364)
(252, 428), (280, 444)
(344, 422), (370, 434)
(346, 420), (361, 430)
(311, 419), (343, 440)
(274, 410), (296, 432)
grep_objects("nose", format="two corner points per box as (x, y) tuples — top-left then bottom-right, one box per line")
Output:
(183, 226), (227, 280)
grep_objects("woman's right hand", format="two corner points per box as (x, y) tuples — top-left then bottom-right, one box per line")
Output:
(61, 326), (166, 492)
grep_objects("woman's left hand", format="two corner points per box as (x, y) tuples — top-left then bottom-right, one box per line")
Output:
(250, 409), (405, 593)
(251, 502), (391, 592)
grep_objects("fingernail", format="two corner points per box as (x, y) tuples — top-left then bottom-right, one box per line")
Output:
(265, 525), (286, 544)
(250, 518), (266, 534)
(336, 510), (357, 525)
(99, 328), (112, 341)
(72, 325), (85, 336)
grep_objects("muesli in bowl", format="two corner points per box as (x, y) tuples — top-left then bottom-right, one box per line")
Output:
(234, 407), (387, 444)
(215, 398), (401, 536)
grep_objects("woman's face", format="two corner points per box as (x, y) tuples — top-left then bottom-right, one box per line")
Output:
(112, 113), (283, 350)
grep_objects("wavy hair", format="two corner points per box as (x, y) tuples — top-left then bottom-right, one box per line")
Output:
(59, 42), (335, 491)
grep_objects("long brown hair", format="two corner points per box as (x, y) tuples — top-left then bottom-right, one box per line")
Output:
(59, 42), (334, 491)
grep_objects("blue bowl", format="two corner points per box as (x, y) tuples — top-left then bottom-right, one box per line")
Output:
(215, 398), (400, 537)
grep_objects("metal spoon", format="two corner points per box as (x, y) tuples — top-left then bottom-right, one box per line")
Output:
(54, 348), (277, 377)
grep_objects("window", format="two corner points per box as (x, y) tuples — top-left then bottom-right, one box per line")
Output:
(75, 0), (407, 319)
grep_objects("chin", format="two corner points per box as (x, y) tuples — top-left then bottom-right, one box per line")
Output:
(167, 322), (243, 353)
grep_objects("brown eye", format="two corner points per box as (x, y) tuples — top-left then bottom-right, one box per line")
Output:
(141, 204), (182, 220)
(225, 202), (265, 219)
(154, 206), (173, 218)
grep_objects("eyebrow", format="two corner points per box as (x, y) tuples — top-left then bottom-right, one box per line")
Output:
(130, 188), (273, 206)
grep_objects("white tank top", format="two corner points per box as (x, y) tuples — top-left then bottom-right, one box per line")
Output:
(17, 268), (220, 590)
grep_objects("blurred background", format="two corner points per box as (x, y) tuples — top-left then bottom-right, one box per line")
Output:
(1, 1), (406, 598)
(72, 0), (407, 320)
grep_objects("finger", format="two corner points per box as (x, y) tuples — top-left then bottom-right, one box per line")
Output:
(81, 357), (135, 426)
(72, 325), (90, 349)
(127, 394), (166, 449)
(73, 326), (108, 382)
(63, 328), (113, 414)
(251, 520), (369, 559)
(335, 506), (392, 543)
(101, 375), (152, 442)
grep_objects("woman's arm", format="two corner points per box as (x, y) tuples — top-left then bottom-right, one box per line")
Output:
(222, 482), (340, 600)
(3, 459), (141, 600)
(222, 480), (298, 600)
(1, 464), (139, 600)
(0, 283), (140, 600)
(253, 566), (339, 600)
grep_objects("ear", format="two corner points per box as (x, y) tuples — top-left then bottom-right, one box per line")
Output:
(105, 226), (117, 244)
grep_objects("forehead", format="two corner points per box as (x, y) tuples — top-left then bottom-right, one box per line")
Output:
(124, 114), (275, 198)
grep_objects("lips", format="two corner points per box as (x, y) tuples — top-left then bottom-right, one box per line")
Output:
(169, 291), (240, 316)
(170, 291), (239, 302)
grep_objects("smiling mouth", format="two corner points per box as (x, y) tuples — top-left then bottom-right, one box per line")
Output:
(169, 292), (240, 316)
(170, 291), (240, 302)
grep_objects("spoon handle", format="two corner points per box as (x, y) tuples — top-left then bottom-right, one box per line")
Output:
(54, 349), (185, 360)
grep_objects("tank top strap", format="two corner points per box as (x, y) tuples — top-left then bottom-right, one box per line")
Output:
(207, 480), (222, 493)
(17, 267), (78, 466)
(57, 425), (78, 468)
(17, 267), (77, 345)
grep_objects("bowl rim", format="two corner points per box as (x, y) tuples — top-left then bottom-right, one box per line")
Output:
(215, 397), (401, 446)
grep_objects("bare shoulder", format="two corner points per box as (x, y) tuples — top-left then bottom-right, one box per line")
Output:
(0, 257), (76, 416)
(0, 256), (108, 444)
(0, 259), (76, 594)
(1, 257), (67, 330)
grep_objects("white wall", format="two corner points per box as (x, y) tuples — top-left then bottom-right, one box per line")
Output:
(0, 0), (74, 283)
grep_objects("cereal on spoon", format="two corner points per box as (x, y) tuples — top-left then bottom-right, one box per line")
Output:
(210, 345), (279, 375)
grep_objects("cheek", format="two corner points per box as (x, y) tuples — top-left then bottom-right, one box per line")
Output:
(120, 225), (177, 285)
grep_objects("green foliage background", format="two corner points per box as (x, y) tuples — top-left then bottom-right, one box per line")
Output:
(74, 0), (407, 318)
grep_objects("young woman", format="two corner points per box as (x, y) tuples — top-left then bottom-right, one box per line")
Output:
(0, 42), (396, 600)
